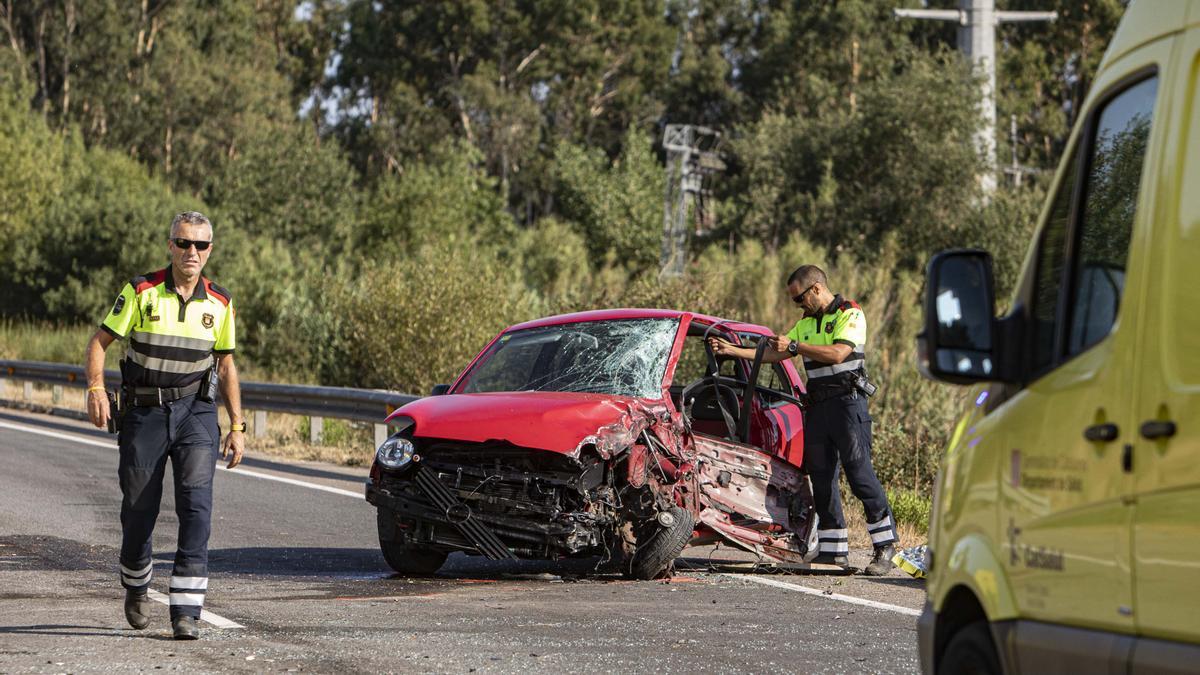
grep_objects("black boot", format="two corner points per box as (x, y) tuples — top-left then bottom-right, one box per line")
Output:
(124, 589), (152, 630)
(863, 543), (896, 576)
(172, 615), (200, 640)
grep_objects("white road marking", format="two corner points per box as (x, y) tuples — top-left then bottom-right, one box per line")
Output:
(146, 589), (244, 629)
(0, 420), (116, 449)
(0, 420), (364, 499)
(725, 574), (921, 617)
(215, 464), (363, 499)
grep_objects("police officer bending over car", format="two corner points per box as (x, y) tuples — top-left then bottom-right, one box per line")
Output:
(709, 264), (897, 576)
(83, 211), (245, 639)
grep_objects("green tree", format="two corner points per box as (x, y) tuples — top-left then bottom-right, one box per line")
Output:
(324, 0), (673, 219)
(552, 127), (664, 272)
(996, 0), (1126, 169)
(354, 140), (516, 257)
(726, 45), (984, 263)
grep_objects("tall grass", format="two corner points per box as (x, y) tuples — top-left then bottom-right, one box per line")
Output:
(0, 319), (121, 369)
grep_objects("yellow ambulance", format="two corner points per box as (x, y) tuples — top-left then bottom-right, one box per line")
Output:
(916, 2), (1200, 672)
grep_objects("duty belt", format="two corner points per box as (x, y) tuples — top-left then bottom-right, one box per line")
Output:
(803, 385), (858, 407)
(127, 381), (202, 407)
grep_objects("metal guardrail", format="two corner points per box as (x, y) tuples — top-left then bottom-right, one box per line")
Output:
(0, 359), (421, 445)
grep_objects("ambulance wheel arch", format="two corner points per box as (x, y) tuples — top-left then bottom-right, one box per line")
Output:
(931, 534), (1019, 656)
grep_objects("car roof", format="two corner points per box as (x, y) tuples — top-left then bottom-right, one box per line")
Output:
(507, 308), (777, 336)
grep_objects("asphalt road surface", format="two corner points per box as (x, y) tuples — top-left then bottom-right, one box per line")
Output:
(0, 408), (924, 674)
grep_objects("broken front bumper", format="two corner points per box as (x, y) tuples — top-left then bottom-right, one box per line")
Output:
(367, 448), (614, 560)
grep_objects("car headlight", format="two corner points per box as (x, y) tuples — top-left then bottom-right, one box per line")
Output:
(376, 435), (416, 469)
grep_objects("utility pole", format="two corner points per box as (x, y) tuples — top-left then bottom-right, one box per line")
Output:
(894, 0), (1056, 194)
(660, 124), (725, 278)
(1002, 113), (1039, 187)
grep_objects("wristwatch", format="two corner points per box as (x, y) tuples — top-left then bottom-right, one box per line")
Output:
(787, 340), (799, 356)
(229, 421), (247, 433)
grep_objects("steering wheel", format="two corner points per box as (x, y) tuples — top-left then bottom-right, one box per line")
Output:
(687, 322), (745, 440)
(680, 377), (741, 436)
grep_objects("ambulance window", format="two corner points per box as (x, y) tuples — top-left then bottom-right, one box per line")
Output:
(1066, 76), (1157, 356)
(1029, 147), (1077, 374)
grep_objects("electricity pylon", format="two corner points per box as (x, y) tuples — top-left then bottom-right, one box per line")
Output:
(660, 124), (725, 278)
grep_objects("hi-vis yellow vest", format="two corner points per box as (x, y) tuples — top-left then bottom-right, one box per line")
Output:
(785, 294), (866, 392)
(101, 266), (235, 388)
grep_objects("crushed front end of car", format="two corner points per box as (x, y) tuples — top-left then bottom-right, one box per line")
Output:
(367, 398), (705, 578)
(365, 312), (820, 578)
(365, 317), (700, 578)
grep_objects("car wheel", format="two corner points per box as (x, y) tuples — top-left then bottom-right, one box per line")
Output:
(939, 622), (1001, 675)
(377, 508), (447, 575)
(628, 506), (695, 580)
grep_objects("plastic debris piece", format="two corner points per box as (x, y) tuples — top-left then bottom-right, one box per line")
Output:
(893, 544), (928, 579)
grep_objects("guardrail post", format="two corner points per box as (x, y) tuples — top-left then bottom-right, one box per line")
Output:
(374, 424), (388, 448)
(254, 410), (267, 439)
(23, 381), (33, 403)
(52, 385), (63, 405)
(310, 416), (323, 444)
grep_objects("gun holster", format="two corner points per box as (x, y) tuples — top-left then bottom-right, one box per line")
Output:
(106, 390), (123, 434)
(197, 365), (218, 403)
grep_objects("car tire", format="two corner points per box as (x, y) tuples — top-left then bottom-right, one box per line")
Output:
(377, 508), (447, 575)
(939, 622), (1001, 675)
(628, 506), (695, 580)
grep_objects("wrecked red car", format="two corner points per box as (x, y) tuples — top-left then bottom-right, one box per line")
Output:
(365, 309), (819, 579)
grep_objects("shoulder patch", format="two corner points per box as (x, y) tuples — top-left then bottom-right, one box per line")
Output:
(840, 299), (861, 311)
(132, 269), (167, 294)
(204, 279), (232, 306)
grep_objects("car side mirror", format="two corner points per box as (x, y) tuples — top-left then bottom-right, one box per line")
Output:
(917, 250), (1013, 384)
(430, 384), (451, 396)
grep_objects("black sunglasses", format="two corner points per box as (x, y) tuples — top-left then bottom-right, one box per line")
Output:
(791, 283), (817, 305)
(172, 238), (212, 251)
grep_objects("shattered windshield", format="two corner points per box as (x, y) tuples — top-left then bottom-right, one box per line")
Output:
(460, 319), (679, 398)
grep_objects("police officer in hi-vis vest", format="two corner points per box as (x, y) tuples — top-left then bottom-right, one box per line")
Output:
(708, 264), (897, 576)
(84, 211), (245, 638)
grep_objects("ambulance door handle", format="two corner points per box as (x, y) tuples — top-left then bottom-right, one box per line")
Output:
(1140, 420), (1176, 440)
(1084, 423), (1119, 443)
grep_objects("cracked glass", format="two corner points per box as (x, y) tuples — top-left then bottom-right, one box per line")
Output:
(461, 319), (679, 398)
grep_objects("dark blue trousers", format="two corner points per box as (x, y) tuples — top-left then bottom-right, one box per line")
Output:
(803, 392), (897, 556)
(117, 394), (218, 619)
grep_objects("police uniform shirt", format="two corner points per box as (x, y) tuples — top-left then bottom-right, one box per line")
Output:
(785, 294), (866, 391)
(100, 266), (235, 389)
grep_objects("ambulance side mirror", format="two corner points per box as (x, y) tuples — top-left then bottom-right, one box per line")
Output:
(430, 384), (451, 396)
(917, 250), (1013, 384)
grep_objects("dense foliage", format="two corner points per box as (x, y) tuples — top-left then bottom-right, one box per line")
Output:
(0, 1), (1123, 492)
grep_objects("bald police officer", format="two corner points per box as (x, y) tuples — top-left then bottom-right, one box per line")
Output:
(84, 211), (245, 638)
(709, 264), (897, 576)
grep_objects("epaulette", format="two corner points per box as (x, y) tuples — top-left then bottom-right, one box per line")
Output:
(205, 279), (233, 306)
(132, 268), (167, 294)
